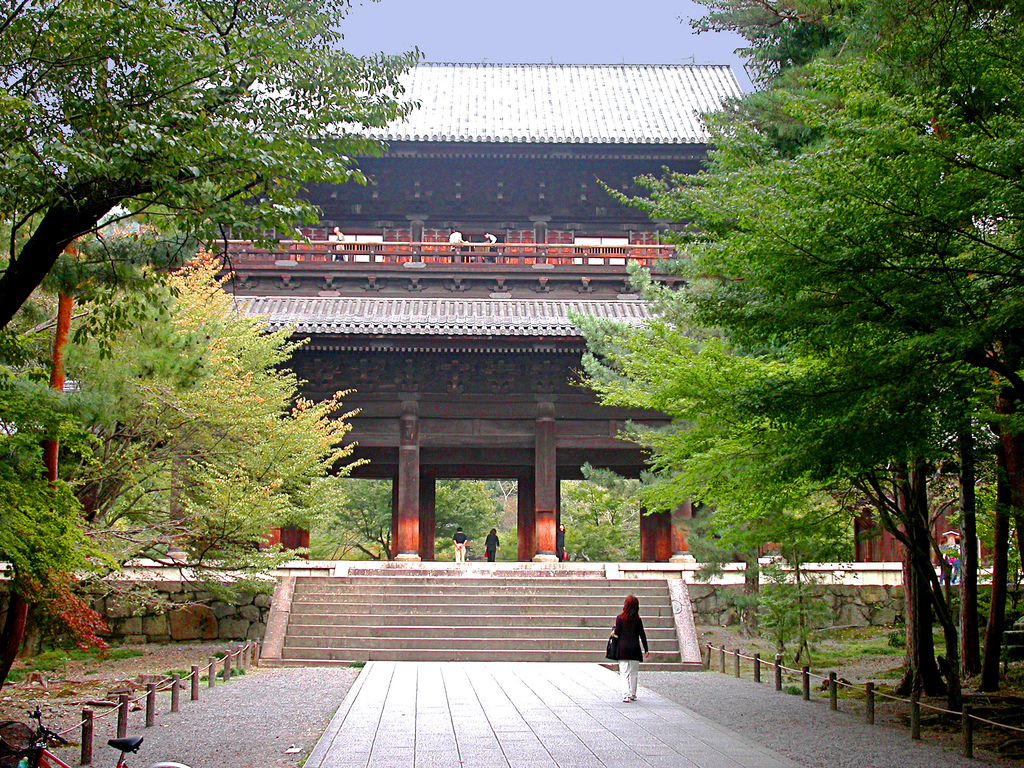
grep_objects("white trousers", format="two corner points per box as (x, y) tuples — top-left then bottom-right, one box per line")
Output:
(454, 543), (466, 563)
(618, 659), (639, 698)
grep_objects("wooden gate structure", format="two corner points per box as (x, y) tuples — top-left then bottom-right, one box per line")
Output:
(227, 64), (744, 561)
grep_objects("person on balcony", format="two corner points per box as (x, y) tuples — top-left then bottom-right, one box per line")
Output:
(449, 230), (467, 262)
(329, 227), (347, 262)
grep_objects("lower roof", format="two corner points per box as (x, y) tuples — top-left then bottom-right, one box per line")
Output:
(241, 296), (653, 337)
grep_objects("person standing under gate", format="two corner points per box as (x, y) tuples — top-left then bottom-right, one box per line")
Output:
(556, 523), (567, 561)
(485, 528), (500, 562)
(611, 594), (649, 702)
(453, 526), (469, 563)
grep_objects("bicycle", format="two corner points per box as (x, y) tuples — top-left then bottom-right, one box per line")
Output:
(0, 707), (191, 768)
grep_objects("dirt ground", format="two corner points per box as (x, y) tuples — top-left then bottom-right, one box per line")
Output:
(695, 625), (1024, 763)
(0, 642), (236, 759)
(2, 633), (1024, 764)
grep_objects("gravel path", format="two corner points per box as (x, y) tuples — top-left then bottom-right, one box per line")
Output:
(52, 666), (359, 768)
(641, 671), (1016, 768)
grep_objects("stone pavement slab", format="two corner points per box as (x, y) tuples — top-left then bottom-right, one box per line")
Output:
(307, 662), (798, 768)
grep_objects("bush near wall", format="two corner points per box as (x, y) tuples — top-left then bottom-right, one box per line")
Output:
(688, 584), (905, 629)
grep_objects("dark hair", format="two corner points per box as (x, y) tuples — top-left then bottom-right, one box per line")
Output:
(619, 594), (640, 622)
(489, 528), (497, 535)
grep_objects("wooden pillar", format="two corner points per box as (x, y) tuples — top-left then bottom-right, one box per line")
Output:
(654, 510), (672, 562)
(640, 509), (671, 562)
(517, 473), (535, 562)
(533, 403), (558, 562)
(419, 475), (436, 561)
(395, 401), (421, 561)
(670, 500), (696, 562)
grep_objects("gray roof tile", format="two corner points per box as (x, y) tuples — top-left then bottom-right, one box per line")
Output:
(241, 297), (653, 337)
(373, 63), (742, 144)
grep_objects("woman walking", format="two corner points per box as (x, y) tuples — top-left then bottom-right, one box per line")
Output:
(611, 594), (648, 702)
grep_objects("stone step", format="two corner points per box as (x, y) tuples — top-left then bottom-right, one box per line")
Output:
(287, 613), (676, 629)
(284, 625), (677, 641)
(295, 575), (666, 588)
(345, 568), (607, 579)
(292, 589), (667, 602)
(284, 635), (680, 652)
(279, 647), (683, 664)
(288, 601), (676, 618)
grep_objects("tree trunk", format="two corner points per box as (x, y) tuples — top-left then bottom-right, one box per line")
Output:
(0, 591), (28, 687)
(980, 439), (1011, 691)
(740, 552), (759, 637)
(959, 428), (981, 678)
(42, 291), (73, 480)
(0, 197), (118, 329)
(895, 465), (946, 697)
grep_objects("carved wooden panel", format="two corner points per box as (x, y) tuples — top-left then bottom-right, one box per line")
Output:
(295, 350), (583, 397)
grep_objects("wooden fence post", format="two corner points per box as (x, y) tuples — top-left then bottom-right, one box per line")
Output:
(253, 640), (260, 667)
(171, 673), (180, 713)
(911, 691), (921, 740)
(117, 695), (128, 739)
(191, 665), (200, 701)
(719, 646), (726, 674)
(733, 649), (740, 678)
(774, 654), (782, 691)
(146, 683), (156, 728)
(754, 653), (761, 684)
(223, 649), (232, 682)
(801, 667), (810, 701)
(209, 657), (217, 688)
(829, 672), (837, 711)
(962, 704), (973, 758)
(865, 682), (875, 725)
(81, 708), (94, 766)
(704, 645), (711, 671)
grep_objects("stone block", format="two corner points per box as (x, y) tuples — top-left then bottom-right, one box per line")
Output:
(105, 597), (136, 620)
(860, 586), (886, 605)
(219, 618), (251, 640)
(246, 623), (265, 640)
(210, 602), (236, 619)
(116, 617), (143, 636)
(155, 581), (185, 594)
(168, 605), (219, 641)
(142, 614), (168, 637)
(254, 593), (273, 609)
(239, 604), (262, 623)
(124, 635), (148, 644)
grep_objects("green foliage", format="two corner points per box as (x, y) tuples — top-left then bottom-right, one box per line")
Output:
(0, 0), (419, 327)
(559, 466), (641, 562)
(759, 562), (832, 665)
(64, 257), (357, 576)
(310, 479), (504, 561)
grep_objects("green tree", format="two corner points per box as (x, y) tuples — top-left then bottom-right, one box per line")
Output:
(559, 467), (641, 562)
(64, 256), (356, 573)
(594, 0), (1024, 704)
(0, 0), (417, 327)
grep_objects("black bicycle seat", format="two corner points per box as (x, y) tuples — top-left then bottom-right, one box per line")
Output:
(108, 736), (144, 754)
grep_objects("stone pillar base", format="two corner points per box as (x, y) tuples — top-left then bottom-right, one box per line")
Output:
(394, 552), (422, 562)
(532, 553), (559, 563)
(670, 553), (696, 563)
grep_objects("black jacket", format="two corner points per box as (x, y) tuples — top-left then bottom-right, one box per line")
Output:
(613, 615), (648, 661)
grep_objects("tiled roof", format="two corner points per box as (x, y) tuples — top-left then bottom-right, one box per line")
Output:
(242, 297), (653, 337)
(374, 63), (742, 144)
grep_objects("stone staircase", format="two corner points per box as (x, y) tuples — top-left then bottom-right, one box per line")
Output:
(263, 564), (701, 670)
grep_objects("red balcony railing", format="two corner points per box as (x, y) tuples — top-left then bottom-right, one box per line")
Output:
(217, 240), (677, 268)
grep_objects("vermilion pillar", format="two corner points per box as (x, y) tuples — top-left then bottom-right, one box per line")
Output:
(640, 510), (672, 562)
(419, 475), (436, 561)
(670, 500), (696, 562)
(534, 403), (558, 562)
(395, 401), (421, 561)
(517, 473), (536, 561)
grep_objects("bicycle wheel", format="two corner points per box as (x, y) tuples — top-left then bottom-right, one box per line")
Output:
(144, 763), (194, 768)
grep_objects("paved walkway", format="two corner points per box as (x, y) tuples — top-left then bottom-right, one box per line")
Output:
(306, 662), (797, 768)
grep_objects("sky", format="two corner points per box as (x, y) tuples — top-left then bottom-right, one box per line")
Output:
(337, 0), (753, 92)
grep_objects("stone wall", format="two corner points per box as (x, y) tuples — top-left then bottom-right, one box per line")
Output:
(687, 583), (905, 628)
(93, 582), (272, 644)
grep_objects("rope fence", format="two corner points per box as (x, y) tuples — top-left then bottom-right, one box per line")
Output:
(703, 643), (1024, 759)
(51, 640), (261, 765)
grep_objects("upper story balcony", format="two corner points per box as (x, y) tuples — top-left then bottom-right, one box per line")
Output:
(222, 238), (677, 270)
